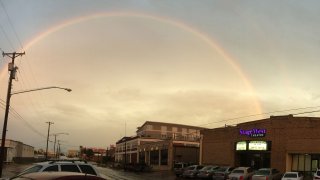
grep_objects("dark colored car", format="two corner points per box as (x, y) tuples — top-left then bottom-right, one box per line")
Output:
(212, 166), (235, 180)
(197, 165), (220, 179)
(182, 165), (204, 178)
(174, 162), (189, 177)
(10, 171), (106, 180)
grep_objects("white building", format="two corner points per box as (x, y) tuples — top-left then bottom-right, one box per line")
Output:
(1, 139), (34, 163)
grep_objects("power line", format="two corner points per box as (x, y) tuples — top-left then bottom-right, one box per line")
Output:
(0, 24), (15, 51)
(15, 69), (52, 124)
(198, 105), (320, 127)
(292, 110), (320, 115)
(0, 99), (46, 138)
(0, 1), (48, 119)
(0, 0), (24, 50)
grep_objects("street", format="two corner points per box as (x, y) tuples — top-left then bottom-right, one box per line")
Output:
(2, 163), (177, 180)
(96, 166), (176, 180)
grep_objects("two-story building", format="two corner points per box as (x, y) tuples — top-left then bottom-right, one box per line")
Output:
(115, 121), (205, 170)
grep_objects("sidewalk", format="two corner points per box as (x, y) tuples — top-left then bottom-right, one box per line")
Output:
(2, 163), (31, 179)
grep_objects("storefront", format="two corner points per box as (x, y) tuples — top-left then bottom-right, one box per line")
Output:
(201, 115), (320, 176)
(235, 141), (271, 169)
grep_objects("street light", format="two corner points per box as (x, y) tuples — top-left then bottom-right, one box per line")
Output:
(12, 86), (72, 95)
(0, 86), (71, 177)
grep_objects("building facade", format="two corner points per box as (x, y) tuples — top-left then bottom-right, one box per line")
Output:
(201, 115), (320, 176)
(67, 149), (79, 158)
(115, 121), (204, 170)
(1, 139), (34, 163)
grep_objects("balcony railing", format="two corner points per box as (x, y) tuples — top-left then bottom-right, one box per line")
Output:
(140, 133), (200, 142)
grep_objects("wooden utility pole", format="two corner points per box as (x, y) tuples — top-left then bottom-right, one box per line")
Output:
(45, 121), (54, 160)
(0, 52), (25, 177)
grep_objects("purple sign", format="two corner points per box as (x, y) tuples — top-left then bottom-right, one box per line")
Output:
(239, 128), (266, 137)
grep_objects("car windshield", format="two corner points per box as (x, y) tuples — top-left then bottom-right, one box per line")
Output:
(217, 167), (228, 172)
(233, 170), (244, 174)
(18, 165), (43, 176)
(317, 171), (320, 176)
(255, 170), (270, 175)
(201, 166), (213, 170)
(284, 173), (297, 178)
(186, 166), (196, 170)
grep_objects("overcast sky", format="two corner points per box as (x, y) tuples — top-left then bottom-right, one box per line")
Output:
(0, 0), (320, 151)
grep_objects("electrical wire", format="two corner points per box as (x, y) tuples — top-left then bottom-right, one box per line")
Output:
(0, 24), (15, 51)
(292, 110), (320, 115)
(15, 69), (52, 124)
(197, 105), (320, 127)
(0, 0), (49, 126)
(0, 99), (47, 138)
(0, 0), (24, 50)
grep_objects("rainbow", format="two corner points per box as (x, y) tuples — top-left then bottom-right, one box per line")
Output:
(23, 12), (263, 121)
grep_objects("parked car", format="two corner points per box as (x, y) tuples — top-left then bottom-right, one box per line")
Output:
(11, 171), (106, 180)
(174, 162), (189, 177)
(228, 167), (254, 180)
(252, 168), (282, 180)
(13, 160), (104, 178)
(212, 166), (235, 180)
(182, 165), (204, 178)
(197, 165), (220, 179)
(314, 169), (320, 180)
(126, 162), (152, 172)
(281, 172), (303, 180)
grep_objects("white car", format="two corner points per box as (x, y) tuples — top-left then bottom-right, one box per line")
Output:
(252, 168), (282, 180)
(314, 169), (320, 180)
(281, 172), (303, 180)
(228, 167), (254, 180)
(14, 160), (104, 178)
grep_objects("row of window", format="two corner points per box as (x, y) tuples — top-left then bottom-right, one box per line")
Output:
(138, 125), (200, 136)
(291, 154), (319, 172)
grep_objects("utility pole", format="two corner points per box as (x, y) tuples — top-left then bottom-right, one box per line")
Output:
(45, 122), (54, 160)
(57, 140), (61, 159)
(53, 134), (57, 159)
(0, 52), (25, 177)
(56, 141), (59, 159)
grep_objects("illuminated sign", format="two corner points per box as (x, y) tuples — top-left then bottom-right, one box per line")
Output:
(236, 141), (247, 151)
(248, 141), (267, 150)
(239, 128), (266, 137)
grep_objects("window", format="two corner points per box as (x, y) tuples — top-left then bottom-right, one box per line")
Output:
(43, 165), (58, 172)
(20, 165), (43, 175)
(150, 150), (159, 165)
(196, 165), (204, 170)
(79, 165), (97, 175)
(160, 149), (168, 165)
(139, 152), (145, 163)
(60, 165), (80, 172)
(292, 154), (312, 171)
(161, 126), (167, 135)
(298, 155), (304, 171)
(233, 170), (244, 173)
(284, 173), (297, 178)
(146, 125), (153, 130)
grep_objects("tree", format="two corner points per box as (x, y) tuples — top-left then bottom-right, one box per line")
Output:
(84, 148), (94, 158)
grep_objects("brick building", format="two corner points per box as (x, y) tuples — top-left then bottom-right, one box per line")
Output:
(201, 115), (320, 176)
(115, 121), (205, 170)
